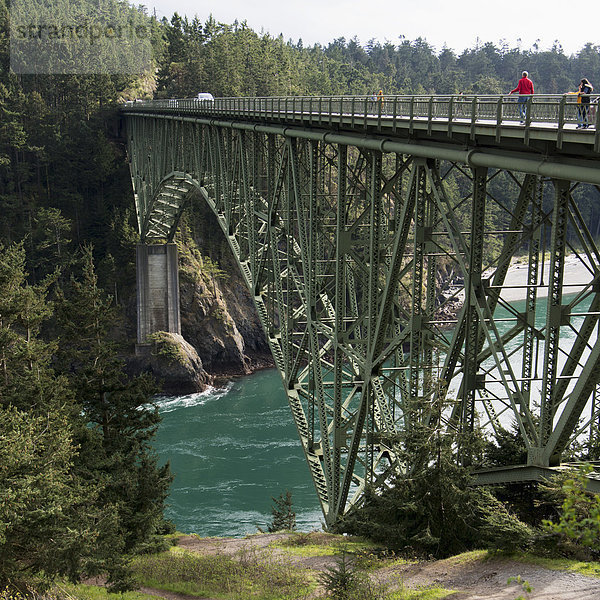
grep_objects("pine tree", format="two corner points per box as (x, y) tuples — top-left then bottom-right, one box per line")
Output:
(55, 245), (173, 555)
(0, 242), (120, 590)
(335, 393), (532, 557)
(268, 490), (296, 532)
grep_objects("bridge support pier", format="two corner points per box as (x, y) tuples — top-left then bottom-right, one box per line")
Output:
(136, 243), (181, 353)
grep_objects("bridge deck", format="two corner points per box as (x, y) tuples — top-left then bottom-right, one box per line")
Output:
(122, 94), (600, 158)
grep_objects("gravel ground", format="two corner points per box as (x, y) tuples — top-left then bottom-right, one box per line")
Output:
(390, 552), (600, 599)
(144, 534), (600, 600)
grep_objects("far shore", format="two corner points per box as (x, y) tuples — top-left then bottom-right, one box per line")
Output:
(487, 255), (595, 302)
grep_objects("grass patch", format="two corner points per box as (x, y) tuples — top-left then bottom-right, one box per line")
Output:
(394, 587), (457, 600)
(273, 532), (416, 575)
(442, 550), (489, 565)
(513, 553), (600, 578)
(274, 532), (380, 554)
(131, 547), (313, 600)
(275, 543), (334, 558)
(53, 584), (157, 600)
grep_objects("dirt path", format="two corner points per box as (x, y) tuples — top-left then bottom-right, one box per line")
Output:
(392, 552), (600, 599)
(139, 533), (600, 600)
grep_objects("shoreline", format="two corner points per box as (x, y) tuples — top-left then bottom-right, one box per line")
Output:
(495, 255), (594, 302)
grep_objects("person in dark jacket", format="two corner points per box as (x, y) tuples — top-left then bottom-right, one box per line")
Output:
(509, 71), (534, 122)
(576, 78), (594, 129)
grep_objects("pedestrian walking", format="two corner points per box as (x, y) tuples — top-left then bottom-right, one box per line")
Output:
(509, 71), (534, 123)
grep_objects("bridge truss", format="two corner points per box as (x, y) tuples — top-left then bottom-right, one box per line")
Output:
(125, 106), (600, 525)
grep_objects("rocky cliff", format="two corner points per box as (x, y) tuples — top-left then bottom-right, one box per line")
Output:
(177, 228), (273, 380)
(129, 198), (273, 395)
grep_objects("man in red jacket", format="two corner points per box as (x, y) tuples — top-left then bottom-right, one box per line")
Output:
(510, 71), (534, 122)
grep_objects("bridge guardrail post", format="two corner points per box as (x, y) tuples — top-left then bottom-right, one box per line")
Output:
(495, 97), (503, 143)
(427, 96), (434, 135)
(524, 96), (532, 145)
(470, 96), (477, 140)
(557, 95), (566, 149)
(447, 96), (454, 138)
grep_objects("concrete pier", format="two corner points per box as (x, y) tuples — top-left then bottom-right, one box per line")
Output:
(136, 243), (181, 348)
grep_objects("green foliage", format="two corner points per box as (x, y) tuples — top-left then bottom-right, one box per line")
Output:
(542, 465), (600, 553)
(0, 406), (80, 587)
(0, 240), (172, 591)
(268, 490), (297, 532)
(318, 547), (394, 600)
(478, 492), (536, 553)
(54, 245), (173, 559)
(319, 550), (362, 600)
(147, 331), (187, 365)
(201, 255), (229, 289)
(54, 583), (158, 600)
(0, 243), (126, 591)
(335, 395), (533, 557)
(485, 422), (528, 467)
(507, 575), (533, 599)
(482, 423), (555, 528)
(31, 207), (73, 281)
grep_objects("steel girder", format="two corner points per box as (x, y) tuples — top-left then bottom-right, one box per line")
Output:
(126, 113), (600, 524)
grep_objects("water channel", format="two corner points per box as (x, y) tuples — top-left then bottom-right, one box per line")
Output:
(154, 293), (592, 536)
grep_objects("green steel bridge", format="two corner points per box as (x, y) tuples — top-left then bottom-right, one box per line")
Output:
(122, 94), (600, 525)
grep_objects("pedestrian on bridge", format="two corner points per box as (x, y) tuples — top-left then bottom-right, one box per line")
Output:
(370, 91), (378, 110)
(509, 71), (534, 123)
(576, 78), (594, 129)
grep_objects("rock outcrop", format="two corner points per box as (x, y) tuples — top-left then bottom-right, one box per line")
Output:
(178, 233), (272, 378)
(128, 332), (210, 395)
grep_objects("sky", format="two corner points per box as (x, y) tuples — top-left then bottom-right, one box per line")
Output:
(146, 0), (593, 57)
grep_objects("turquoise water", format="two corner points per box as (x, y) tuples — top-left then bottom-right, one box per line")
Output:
(153, 369), (323, 537)
(154, 294), (592, 537)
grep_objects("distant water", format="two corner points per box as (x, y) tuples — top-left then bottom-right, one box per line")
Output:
(153, 369), (323, 537)
(154, 294), (591, 537)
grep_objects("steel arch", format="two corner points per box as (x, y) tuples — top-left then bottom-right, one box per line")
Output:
(125, 110), (600, 524)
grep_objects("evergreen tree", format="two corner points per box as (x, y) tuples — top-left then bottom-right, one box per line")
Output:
(268, 490), (296, 532)
(335, 395), (532, 557)
(0, 242), (122, 590)
(0, 406), (83, 589)
(55, 245), (173, 555)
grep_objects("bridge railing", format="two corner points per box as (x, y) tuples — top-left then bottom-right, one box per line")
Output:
(123, 94), (600, 131)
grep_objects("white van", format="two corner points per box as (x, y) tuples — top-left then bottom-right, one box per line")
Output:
(197, 92), (215, 102)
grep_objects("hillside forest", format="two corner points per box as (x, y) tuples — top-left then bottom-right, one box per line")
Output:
(2, 0), (600, 592)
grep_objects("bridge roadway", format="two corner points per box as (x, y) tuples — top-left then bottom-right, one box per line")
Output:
(122, 95), (600, 525)
(124, 93), (600, 168)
